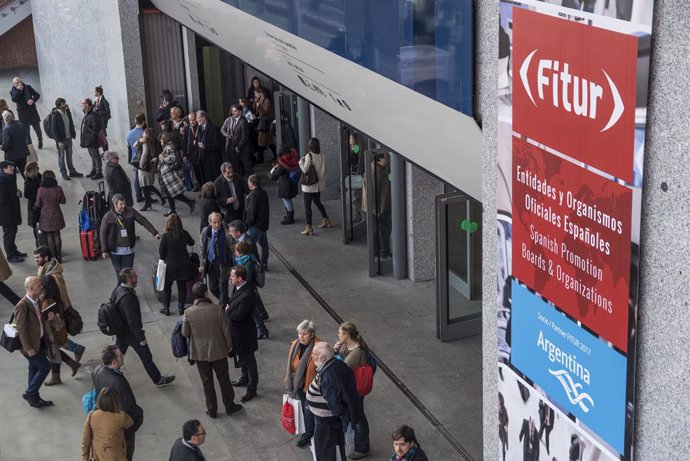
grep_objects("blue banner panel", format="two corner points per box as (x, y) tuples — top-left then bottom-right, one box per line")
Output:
(511, 281), (627, 453)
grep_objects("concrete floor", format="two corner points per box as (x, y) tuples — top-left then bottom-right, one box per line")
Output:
(0, 68), (482, 460)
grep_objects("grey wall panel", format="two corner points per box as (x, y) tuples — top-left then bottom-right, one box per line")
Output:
(140, 10), (186, 123)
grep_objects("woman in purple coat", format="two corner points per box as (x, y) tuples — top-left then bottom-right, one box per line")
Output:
(34, 170), (66, 262)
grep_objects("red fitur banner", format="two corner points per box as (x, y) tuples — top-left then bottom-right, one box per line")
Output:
(513, 8), (638, 183)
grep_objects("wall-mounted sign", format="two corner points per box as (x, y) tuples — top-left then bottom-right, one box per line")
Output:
(497, 1), (652, 460)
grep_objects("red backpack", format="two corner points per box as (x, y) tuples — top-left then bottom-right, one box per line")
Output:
(353, 363), (374, 396)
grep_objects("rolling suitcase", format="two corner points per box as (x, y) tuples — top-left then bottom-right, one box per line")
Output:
(80, 229), (98, 261)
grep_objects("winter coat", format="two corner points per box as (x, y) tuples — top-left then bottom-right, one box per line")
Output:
(93, 95), (111, 128)
(0, 171), (21, 226)
(213, 173), (247, 225)
(243, 186), (269, 231)
(24, 173), (41, 227)
(254, 97), (273, 147)
(93, 365), (144, 432)
(298, 151), (326, 193)
(136, 141), (159, 187)
(158, 145), (185, 197)
(268, 151), (299, 199)
(168, 438), (206, 461)
(181, 299), (232, 362)
(80, 109), (101, 148)
(105, 162), (133, 207)
(225, 283), (258, 355)
(49, 108), (76, 142)
(159, 230), (194, 283)
(99, 207), (158, 254)
(35, 180), (66, 232)
(82, 409), (134, 461)
(1, 119), (30, 161)
(10, 83), (40, 124)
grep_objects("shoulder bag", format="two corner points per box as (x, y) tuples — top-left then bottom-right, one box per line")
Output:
(299, 154), (319, 186)
(1, 313), (21, 353)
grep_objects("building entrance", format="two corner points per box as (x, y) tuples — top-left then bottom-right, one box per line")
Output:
(436, 192), (482, 340)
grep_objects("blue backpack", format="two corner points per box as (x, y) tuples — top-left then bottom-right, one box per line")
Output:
(171, 316), (189, 358)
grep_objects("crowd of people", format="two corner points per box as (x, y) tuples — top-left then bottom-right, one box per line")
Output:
(0, 77), (428, 461)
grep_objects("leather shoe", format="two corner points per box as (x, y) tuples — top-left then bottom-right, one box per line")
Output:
(156, 375), (176, 386)
(225, 403), (243, 415)
(205, 409), (217, 419)
(349, 451), (369, 460)
(36, 396), (54, 407)
(296, 437), (311, 448)
(257, 331), (269, 340)
(231, 379), (248, 387)
(240, 391), (257, 402)
(16, 251), (27, 257)
(92, 173), (104, 180)
(70, 171), (84, 178)
(7, 254), (24, 263)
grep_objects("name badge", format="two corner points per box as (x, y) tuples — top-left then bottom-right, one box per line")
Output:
(120, 229), (128, 238)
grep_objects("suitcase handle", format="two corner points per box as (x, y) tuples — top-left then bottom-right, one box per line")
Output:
(98, 181), (105, 196)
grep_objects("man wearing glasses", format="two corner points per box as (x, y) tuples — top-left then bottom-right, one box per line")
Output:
(168, 419), (207, 461)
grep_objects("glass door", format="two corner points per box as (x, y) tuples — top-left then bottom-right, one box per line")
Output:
(436, 192), (482, 340)
(365, 148), (393, 277)
(339, 126), (370, 244)
(273, 90), (299, 152)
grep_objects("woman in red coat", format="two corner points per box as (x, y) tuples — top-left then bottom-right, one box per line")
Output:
(34, 170), (66, 261)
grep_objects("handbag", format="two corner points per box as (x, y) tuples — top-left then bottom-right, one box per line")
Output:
(151, 261), (164, 302)
(1, 313), (21, 353)
(282, 394), (305, 434)
(64, 306), (84, 336)
(299, 155), (319, 186)
(97, 129), (107, 149)
(258, 116), (270, 132)
(155, 259), (167, 292)
(346, 174), (363, 190)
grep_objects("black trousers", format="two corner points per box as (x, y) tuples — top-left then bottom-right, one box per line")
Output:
(162, 278), (187, 310)
(206, 262), (228, 305)
(313, 415), (346, 461)
(124, 427), (136, 461)
(2, 224), (18, 257)
(116, 335), (162, 384)
(197, 358), (236, 414)
(0, 281), (21, 305)
(238, 351), (258, 393)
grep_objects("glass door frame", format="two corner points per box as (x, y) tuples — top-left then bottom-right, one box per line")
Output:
(365, 147), (393, 277)
(436, 192), (482, 340)
(339, 125), (370, 244)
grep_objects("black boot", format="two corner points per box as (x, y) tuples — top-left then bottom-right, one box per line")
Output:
(178, 305), (185, 315)
(160, 306), (170, 315)
(281, 210), (295, 225)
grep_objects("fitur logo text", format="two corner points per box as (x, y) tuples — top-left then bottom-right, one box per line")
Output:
(519, 49), (624, 132)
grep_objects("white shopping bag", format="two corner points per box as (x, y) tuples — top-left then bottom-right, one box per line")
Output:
(282, 394), (305, 435)
(344, 424), (355, 456)
(155, 259), (166, 291)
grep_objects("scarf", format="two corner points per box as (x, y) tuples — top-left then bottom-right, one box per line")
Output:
(391, 446), (419, 461)
(278, 149), (299, 171)
(234, 252), (255, 267)
(285, 339), (315, 395)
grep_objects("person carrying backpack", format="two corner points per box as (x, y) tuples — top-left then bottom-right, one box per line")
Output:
(49, 98), (83, 181)
(110, 267), (175, 387)
(267, 144), (299, 225)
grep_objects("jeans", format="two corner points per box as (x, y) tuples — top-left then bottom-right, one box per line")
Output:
(0, 281), (21, 305)
(87, 147), (102, 174)
(25, 343), (51, 396)
(281, 197), (294, 212)
(116, 335), (162, 384)
(342, 395), (370, 453)
(247, 226), (268, 265)
(133, 167), (143, 201)
(65, 338), (85, 354)
(314, 416), (346, 461)
(110, 252), (135, 279)
(303, 192), (328, 226)
(57, 138), (76, 176)
(253, 306), (269, 336)
(297, 387), (315, 440)
(2, 224), (18, 257)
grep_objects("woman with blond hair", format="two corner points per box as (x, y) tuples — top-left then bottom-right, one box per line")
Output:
(82, 387), (134, 461)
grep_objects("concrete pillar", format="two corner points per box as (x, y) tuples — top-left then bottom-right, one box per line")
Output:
(311, 106), (340, 201)
(406, 162), (443, 282)
(32, 0), (146, 150)
(181, 27), (201, 112)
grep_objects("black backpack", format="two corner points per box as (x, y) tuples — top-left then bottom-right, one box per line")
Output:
(97, 290), (126, 336)
(43, 111), (55, 140)
(171, 316), (189, 358)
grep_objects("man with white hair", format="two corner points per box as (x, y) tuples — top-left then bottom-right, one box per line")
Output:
(10, 77), (42, 148)
(14, 276), (53, 408)
(1, 110), (29, 174)
(307, 342), (362, 461)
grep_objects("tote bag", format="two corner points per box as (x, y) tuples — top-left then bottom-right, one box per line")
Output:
(155, 259), (166, 292)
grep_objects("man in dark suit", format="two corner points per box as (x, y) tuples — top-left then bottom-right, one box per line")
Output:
(168, 419), (207, 461)
(214, 162), (247, 226)
(183, 111), (202, 192)
(519, 417), (540, 461)
(199, 212), (233, 303)
(1, 111), (30, 175)
(10, 77), (42, 148)
(182, 282), (242, 418)
(538, 400), (555, 455)
(195, 110), (221, 184)
(94, 345), (144, 461)
(229, 104), (253, 176)
(225, 265), (259, 402)
(244, 174), (270, 271)
(0, 160), (25, 262)
(14, 276), (52, 408)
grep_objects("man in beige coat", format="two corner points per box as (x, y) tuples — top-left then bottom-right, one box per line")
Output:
(182, 281), (243, 418)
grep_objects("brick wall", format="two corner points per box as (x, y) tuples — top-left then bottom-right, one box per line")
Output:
(0, 16), (37, 69)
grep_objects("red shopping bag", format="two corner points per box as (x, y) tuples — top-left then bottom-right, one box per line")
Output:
(281, 400), (296, 434)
